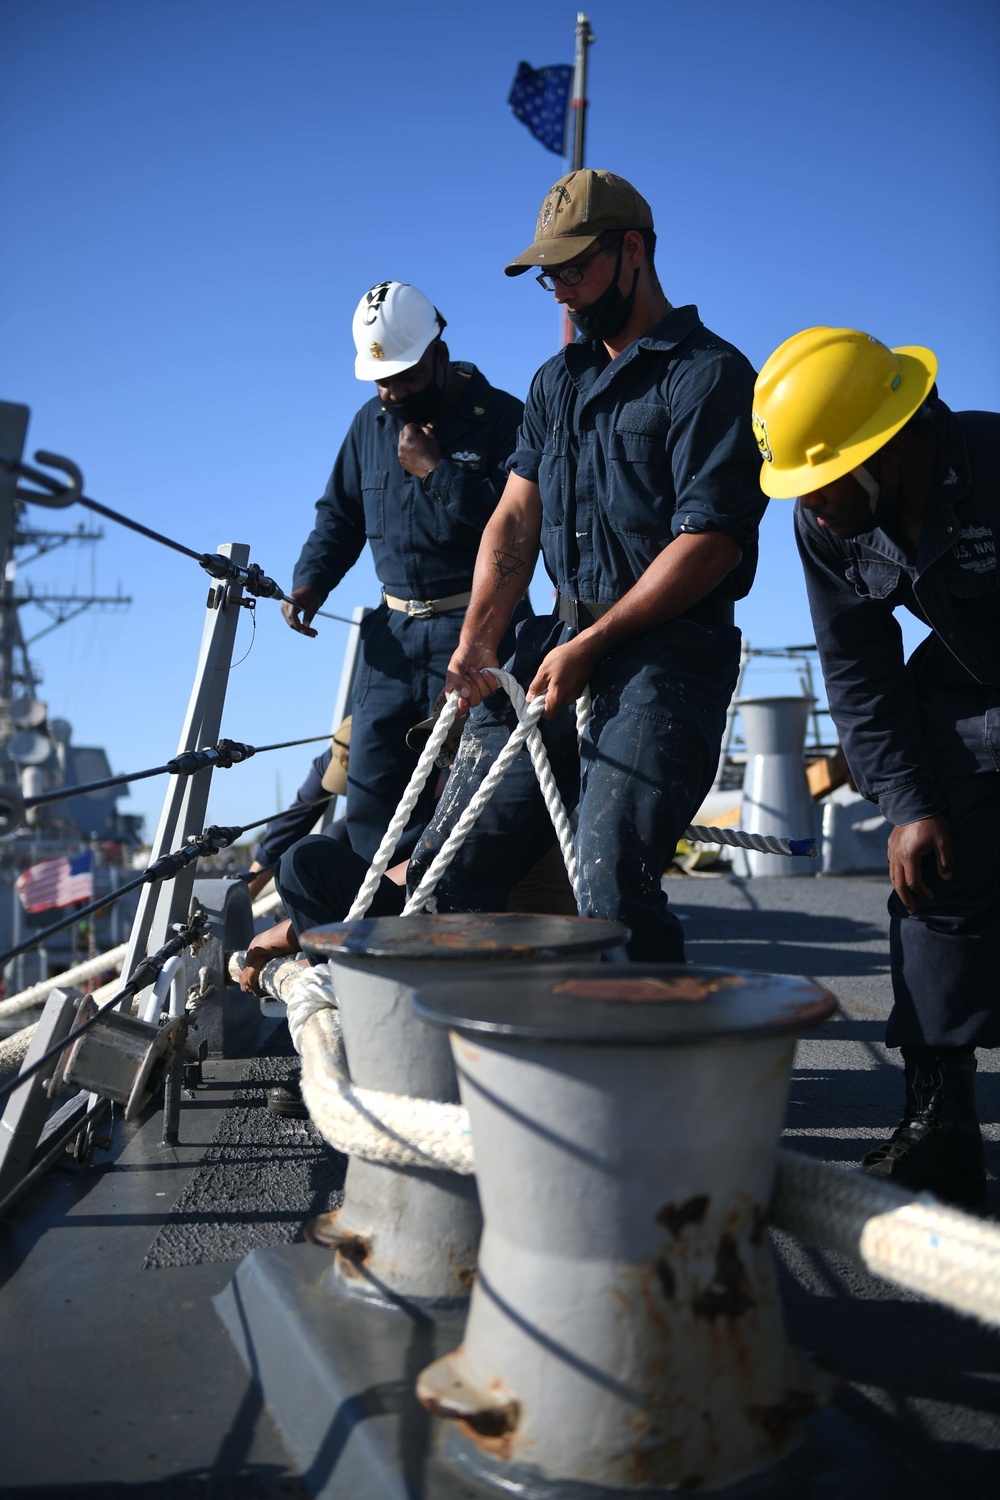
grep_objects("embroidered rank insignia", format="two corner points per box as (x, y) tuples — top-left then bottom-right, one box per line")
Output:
(473, 406), (485, 415)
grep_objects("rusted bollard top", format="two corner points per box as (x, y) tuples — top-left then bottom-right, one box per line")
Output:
(413, 963), (836, 1044)
(299, 912), (628, 963)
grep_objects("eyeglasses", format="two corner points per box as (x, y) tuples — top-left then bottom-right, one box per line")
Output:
(535, 236), (621, 292)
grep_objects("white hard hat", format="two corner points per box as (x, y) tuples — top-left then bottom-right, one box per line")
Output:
(352, 281), (441, 381)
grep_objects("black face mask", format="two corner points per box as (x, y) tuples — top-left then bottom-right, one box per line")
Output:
(568, 240), (640, 343)
(382, 355), (447, 425)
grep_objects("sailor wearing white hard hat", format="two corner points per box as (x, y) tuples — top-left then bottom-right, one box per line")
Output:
(282, 281), (531, 863)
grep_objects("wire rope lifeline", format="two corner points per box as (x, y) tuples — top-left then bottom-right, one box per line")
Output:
(0, 729), (340, 828)
(0, 912), (209, 1106)
(0, 792), (334, 972)
(0, 447), (358, 626)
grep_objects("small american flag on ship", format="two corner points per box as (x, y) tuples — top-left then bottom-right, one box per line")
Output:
(15, 850), (94, 914)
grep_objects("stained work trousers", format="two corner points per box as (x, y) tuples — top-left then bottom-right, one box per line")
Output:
(885, 649), (1000, 1048)
(407, 615), (740, 962)
(275, 835), (404, 945)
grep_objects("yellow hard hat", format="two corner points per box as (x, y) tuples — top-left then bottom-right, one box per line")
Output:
(753, 327), (938, 499)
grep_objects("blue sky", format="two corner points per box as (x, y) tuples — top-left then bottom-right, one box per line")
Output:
(2, 0), (997, 840)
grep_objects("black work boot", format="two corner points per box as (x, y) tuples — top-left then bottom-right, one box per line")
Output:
(267, 1066), (308, 1120)
(862, 1046), (986, 1207)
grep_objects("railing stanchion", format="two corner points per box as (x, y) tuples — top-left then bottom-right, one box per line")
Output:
(119, 541), (249, 1005)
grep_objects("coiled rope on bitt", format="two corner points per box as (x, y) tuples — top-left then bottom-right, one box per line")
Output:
(290, 671), (817, 1156)
(294, 993), (474, 1176)
(283, 985), (1000, 1332)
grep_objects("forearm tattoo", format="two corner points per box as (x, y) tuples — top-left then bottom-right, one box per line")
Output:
(493, 538), (525, 590)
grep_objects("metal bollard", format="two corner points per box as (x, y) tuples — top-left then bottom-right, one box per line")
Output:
(733, 695), (818, 878)
(413, 963), (836, 1495)
(299, 913), (627, 1308)
(188, 878), (256, 1057)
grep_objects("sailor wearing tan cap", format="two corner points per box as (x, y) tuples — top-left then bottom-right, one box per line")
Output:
(407, 170), (767, 962)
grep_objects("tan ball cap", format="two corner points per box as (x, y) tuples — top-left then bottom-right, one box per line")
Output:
(504, 169), (654, 276)
(320, 717), (351, 796)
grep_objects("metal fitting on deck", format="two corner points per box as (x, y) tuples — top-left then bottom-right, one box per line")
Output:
(412, 963), (836, 1493)
(298, 913), (626, 1307)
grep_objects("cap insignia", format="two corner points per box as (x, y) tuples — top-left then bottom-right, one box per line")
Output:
(370, 341), (384, 360)
(752, 410), (773, 462)
(362, 282), (391, 326)
(537, 183), (571, 234)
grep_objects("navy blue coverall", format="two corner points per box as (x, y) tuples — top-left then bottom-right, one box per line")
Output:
(795, 403), (1000, 1048)
(291, 363), (530, 862)
(251, 750), (352, 871)
(408, 306), (767, 961)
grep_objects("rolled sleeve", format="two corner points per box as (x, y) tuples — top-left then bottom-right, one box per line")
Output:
(505, 368), (548, 483)
(666, 350), (766, 553)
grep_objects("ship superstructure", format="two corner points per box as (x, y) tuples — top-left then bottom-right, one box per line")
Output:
(0, 404), (140, 994)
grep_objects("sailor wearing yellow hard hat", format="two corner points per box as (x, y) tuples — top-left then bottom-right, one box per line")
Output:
(753, 326), (1000, 1206)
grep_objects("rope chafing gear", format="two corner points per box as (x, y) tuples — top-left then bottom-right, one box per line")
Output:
(0, 913), (208, 1106)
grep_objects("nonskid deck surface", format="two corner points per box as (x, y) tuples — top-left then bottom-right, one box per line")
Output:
(0, 1024), (312, 1497)
(0, 875), (996, 1498)
(675, 875), (1000, 1500)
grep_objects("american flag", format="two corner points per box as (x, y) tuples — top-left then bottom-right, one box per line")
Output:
(15, 850), (94, 914)
(508, 62), (572, 156)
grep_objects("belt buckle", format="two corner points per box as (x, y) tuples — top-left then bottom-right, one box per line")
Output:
(405, 598), (434, 620)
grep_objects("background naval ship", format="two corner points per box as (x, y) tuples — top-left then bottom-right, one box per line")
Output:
(0, 412), (142, 1004)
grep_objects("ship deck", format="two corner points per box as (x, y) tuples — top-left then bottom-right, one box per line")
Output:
(0, 873), (997, 1499)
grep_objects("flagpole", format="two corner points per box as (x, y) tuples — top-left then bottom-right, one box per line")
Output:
(569, 12), (594, 173)
(562, 13), (594, 346)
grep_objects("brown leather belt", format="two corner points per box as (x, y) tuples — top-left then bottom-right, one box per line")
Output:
(557, 595), (616, 630)
(383, 590), (472, 620)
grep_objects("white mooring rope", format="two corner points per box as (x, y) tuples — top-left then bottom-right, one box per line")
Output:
(771, 1148), (1000, 1328)
(289, 974), (1000, 1331)
(0, 1022), (37, 1076)
(341, 670), (812, 927)
(0, 944), (129, 1020)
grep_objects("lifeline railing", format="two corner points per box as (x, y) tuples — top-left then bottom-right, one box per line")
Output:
(0, 421), (370, 1206)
